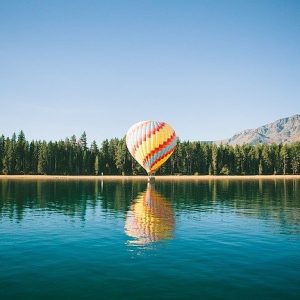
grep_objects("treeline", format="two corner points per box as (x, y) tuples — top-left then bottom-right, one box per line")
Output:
(0, 131), (300, 175)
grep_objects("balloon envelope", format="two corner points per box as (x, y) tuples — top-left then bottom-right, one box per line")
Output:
(126, 121), (177, 174)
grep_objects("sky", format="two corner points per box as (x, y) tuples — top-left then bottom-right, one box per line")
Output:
(0, 0), (299, 144)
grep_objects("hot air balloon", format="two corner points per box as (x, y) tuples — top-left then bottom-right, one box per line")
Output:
(126, 121), (177, 175)
(125, 184), (175, 245)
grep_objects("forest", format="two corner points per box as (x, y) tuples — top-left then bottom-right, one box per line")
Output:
(0, 131), (299, 175)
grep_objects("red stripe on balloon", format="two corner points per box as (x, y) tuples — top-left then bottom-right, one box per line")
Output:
(126, 121), (151, 147)
(142, 131), (176, 166)
(149, 145), (177, 173)
(132, 122), (166, 156)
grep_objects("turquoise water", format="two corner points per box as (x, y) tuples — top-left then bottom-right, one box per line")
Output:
(0, 179), (300, 299)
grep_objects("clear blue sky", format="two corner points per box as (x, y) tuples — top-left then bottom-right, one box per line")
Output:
(0, 0), (299, 143)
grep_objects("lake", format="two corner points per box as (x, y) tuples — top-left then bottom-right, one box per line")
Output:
(0, 179), (300, 299)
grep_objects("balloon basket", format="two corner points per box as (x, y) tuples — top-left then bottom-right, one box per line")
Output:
(147, 175), (155, 184)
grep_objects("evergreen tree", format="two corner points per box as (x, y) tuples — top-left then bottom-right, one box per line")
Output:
(290, 143), (300, 174)
(94, 155), (100, 175)
(115, 138), (127, 175)
(0, 135), (5, 174)
(38, 141), (48, 174)
(79, 131), (87, 150)
(262, 145), (272, 174)
(15, 130), (26, 174)
(3, 134), (16, 174)
(280, 144), (289, 175)
(211, 144), (218, 175)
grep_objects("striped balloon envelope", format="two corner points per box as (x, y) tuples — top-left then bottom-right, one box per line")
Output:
(126, 120), (177, 174)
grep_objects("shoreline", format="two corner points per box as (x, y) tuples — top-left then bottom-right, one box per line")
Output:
(0, 175), (300, 181)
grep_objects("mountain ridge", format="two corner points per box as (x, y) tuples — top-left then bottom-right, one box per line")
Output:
(216, 114), (300, 145)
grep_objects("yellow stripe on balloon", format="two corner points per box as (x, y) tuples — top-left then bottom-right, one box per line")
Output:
(151, 152), (173, 173)
(135, 124), (173, 161)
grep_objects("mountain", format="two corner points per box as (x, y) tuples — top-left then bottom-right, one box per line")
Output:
(217, 115), (300, 145)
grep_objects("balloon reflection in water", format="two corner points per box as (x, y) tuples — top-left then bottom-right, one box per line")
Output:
(125, 185), (175, 245)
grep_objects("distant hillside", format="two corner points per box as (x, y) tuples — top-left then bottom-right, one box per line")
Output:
(217, 115), (300, 145)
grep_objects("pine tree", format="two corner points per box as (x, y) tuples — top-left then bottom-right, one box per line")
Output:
(38, 141), (48, 174)
(0, 135), (5, 174)
(280, 144), (289, 175)
(3, 134), (16, 174)
(262, 145), (272, 174)
(94, 155), (100, 175)
(79, 131), (87, 150)
(115, 138), (127, 175)
(211, 144), (218, 175)
(290, 143), (300, 174)
(15, 130), (26, 174)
